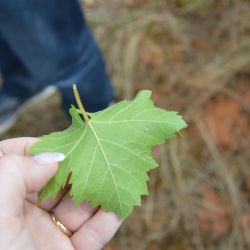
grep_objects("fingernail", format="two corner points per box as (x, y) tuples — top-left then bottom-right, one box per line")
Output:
(33, 152), (65, 165)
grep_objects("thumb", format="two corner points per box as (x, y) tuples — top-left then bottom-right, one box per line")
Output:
(0, 152), (64, 215)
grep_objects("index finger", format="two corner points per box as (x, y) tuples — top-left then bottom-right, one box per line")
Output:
(0, 137), (67, 211)
(0, 137), (38, 156)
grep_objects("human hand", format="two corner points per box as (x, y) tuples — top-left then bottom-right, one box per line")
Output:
(0, 137), (122, 250)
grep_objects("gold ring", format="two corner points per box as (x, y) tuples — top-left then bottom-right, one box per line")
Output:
(50, 212), (73, 237)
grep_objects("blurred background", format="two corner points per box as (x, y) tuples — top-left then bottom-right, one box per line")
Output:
(1, 0), (250, 249)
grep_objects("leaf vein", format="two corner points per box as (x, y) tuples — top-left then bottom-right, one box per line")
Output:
(88, 122), (124, 216)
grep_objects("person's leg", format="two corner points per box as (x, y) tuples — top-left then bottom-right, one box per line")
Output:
(0, 32), (41, 100)
(0, 0), (114, 112)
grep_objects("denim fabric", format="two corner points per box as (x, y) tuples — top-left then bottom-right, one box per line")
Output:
(0, 0), (114, 112)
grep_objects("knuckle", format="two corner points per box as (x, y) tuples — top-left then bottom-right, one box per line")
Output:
(0, 154), (21, 174)
(87, 225), (106, 248)
(0, 154), (26, 194)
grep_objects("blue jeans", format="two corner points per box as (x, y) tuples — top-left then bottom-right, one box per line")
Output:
(0, 0), (114, 112)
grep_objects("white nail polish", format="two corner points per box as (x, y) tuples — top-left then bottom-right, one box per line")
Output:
(33, 152), (65, 165)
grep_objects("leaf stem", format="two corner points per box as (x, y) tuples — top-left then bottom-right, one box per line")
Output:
(73, 84), (90, 123)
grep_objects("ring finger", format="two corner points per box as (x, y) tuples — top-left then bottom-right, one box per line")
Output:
(51, 197), (99, 232)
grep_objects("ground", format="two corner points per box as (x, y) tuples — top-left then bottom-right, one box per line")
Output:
(1, 1), (250, 249)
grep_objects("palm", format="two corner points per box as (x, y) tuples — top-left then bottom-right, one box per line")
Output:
(2, 197), (121, 250)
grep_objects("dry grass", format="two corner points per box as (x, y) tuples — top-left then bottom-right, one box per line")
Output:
(83, 1), (250, 249)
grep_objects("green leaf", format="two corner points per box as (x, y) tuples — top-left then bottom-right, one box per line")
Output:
(29, 90), (187, 218)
